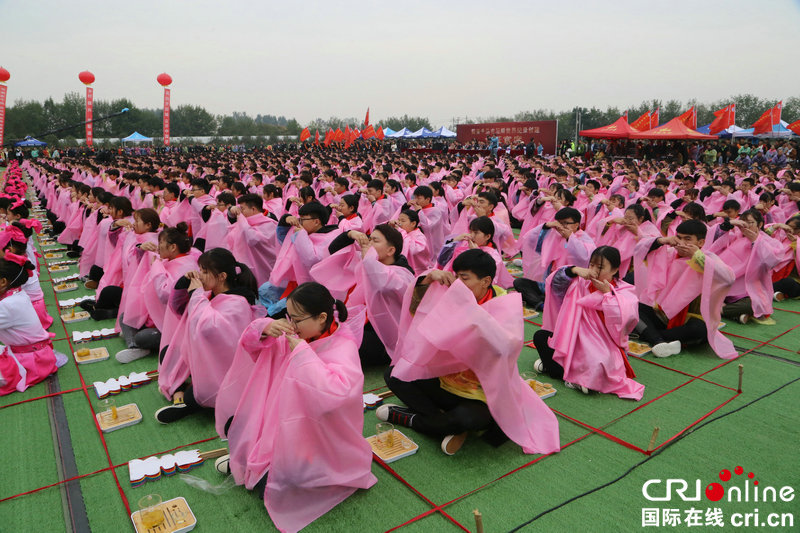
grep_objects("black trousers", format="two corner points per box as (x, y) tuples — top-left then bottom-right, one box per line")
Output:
(513, 277), (545, 309)
(359, 322), (390, 367)
(533, 329), (564, 380)
(774, 277), (800, 299)
(384, 366), (495, 438)
(637, 303), (707, 346)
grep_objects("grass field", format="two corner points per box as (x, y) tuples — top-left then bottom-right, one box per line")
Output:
(1, 188), (798, 532)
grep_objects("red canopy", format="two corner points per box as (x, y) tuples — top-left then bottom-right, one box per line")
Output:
(579, 117), (638, 139)
(630, 117), (717, 140)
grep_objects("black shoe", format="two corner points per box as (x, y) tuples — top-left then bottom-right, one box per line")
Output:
(89, 307), (117, 321)
(376, 404), (416, 428)
(154, 403), (191, 424)
(66, 251), (81, 258)
(79, 300), (97, 312)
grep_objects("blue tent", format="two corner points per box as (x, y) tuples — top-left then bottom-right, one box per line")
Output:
(382, 127), (396, 136)
(432, 126), (457, 138)
(15, 136), (47, 147)
(409, 127), (434, 138)
(121, 131), (153, 143)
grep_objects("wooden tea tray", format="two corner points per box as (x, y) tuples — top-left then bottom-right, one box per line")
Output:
(54, 282), (78, 293)
(627, 341), (652, 356)
(44, 252), (64, 259)
(367, 429), (418, 463)
(130, 497), (196, 533)
(61, 310), (90, 324)
(96, 403), (142, 433)
(49, 265), (70, 273)
(75, 347), (110, 364)
(525, 379), (557, 399)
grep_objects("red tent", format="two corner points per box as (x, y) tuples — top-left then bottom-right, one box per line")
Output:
(579, 117), (638, 139)
(630, 117), (717, 140)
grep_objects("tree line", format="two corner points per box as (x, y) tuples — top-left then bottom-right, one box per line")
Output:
(4, 92), (797, 146)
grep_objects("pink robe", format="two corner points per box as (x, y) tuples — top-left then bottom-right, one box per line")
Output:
(542, 273), (643, 399)
(521, 225), (595, 282)
(400, 228), (432, 275)
(197, 209), (232, 251)
(634, 238), (737, 359)
(158, 290), (264, 406)
(214, 312), (376, 533)
(708, 229), (783, 318)
(269, 228), (342, 287)
(597, 220), (660, 276)
(227, 213), (279, 285)
(443, 242), (515, 289)
(416, 204), (448, 262)
(0, 290), (57, 394)
(392, 281), (561, 455)
(359, 196), (395, 233)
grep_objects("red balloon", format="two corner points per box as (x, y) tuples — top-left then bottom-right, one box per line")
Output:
(78, 70), (95, 85)
(157, 73), (172, 87)
(0, 66), (9, 83)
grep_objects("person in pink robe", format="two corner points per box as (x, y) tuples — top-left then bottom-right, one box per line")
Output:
(262, 202), (342, 316)
(515, 207), (595, 309)
(156, 248), (265, 423)
(0, 254), (59, 395)
(314, 223), (416, 366)
(334, 194), (364, 232)
(114, 224), (199, 363)
(633, 220), (737, 359)
(450, 190), (518, 257)
(213, 283), (376, 533)
(535, 246), (643, 399)
(394, 209), (431, 275)
(439, 216), (515, 289)
(596, 204), (661, 278)
(381, 249), (561, 456)
(769, 216), (800, 300)
(358, 179), (395, 233)
(194, 191), (235, 252)
(84, 196), (133, 290)
(710, 209), (785, 324)
(3, 225), (53, 329)
(226, 194), (280, 285)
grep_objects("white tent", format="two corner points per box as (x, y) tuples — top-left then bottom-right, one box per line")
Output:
(407, 128), (432, 138)
(732, 120), (794, 139)
(433, 126), (457, 138)
(387, 127), (413, 138)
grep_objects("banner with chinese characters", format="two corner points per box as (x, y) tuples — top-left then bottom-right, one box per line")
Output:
(163, 88), (171, 146)
(85, 87), (93, 147)
(456, 120), (558, 155)
(0, 85), (6, 149)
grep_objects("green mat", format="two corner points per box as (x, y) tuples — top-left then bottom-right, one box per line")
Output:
(1, 216), (798, 533)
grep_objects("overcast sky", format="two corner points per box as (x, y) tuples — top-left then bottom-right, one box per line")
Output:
(1, 0), (799, 127)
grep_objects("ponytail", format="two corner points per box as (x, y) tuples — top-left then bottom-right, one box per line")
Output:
(197, 248), (258, 295)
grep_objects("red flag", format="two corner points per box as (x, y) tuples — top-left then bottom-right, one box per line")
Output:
(345, 128), (358, 149)
(622, 110), (628, 122)
(299, 127), (310, 142)
(677, 106), (697, 130)
(708, 104), (735, 135)
(630, 111), (651, 131)
(334, 128), (344, 142)
(788, 119), (800, 136)
(324, 128), (334, 147)
(353, 128), (361, 138)
(650, 108), (659, 129)
(750, 101), (782, 135)
(314, 130), (320, 145)
(362, 124), (375, 139)
(364, 107), (370, 127)
(376, 126), (385, 140)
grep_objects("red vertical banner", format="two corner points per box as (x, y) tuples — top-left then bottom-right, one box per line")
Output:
(85, 87), (94, 147)
(0, 84), (7, 149)
(163, 88), (171, 146)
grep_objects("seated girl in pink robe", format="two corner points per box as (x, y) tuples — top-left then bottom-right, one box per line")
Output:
(214, 283), (376, 533)
(0, 254), (59, 395)
(596, 204), (661, 278)
(395, 209), (431, 275)
(155, 248), (265, 423)
(769, 215), (800, 300)
(535, 246), (643, 399)
(3, 224), (52, 329)
(439, 216), (515, 289)
(334, 194), (364, 233)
